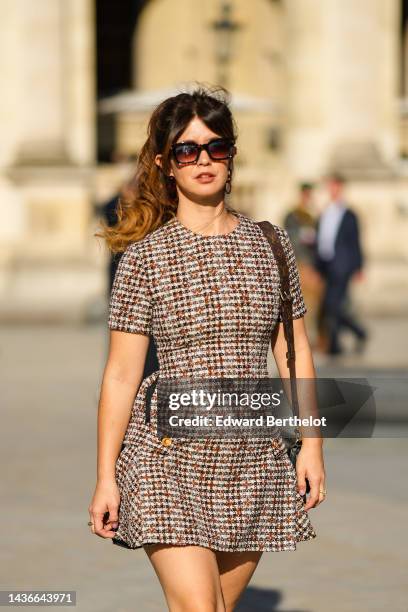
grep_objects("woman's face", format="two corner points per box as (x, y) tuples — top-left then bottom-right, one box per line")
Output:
(155, 116), (235, 203)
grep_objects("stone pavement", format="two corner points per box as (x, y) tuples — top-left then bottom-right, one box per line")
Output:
(0, 319), (407, 611)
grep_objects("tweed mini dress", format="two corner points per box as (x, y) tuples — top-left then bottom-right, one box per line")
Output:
(108, 210), (317, 552)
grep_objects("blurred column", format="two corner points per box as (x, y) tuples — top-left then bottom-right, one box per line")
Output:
(0, 1), (26, 242)
(283, 0), (327, 178)
(13, 0), (68, 164)
(11, 0), (95, 166)
(3, 0), (96, 258)
(284, 0), (400, 178)
(64, 0), (96, 166)
(0, 0), (98, 322)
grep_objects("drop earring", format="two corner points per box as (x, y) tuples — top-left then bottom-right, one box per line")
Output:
(165, 174), (178, 202)
(225, 167), (232, 194)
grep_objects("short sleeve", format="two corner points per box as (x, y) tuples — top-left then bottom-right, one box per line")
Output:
(277, 227), (307, 321)
(108, 244), (153, 335)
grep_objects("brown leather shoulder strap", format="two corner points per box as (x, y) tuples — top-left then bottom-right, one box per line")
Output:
(256, 221), (300, 419)
(257, 221), (292, 306)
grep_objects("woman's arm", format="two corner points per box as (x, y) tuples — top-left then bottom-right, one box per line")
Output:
(97, 330), (150, 482)
(88, 330), (149, 538)
(271, 317), (326, 510)
(271, 316), (315, 377)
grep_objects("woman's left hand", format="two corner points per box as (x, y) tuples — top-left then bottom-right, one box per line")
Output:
(295, 442), (326, 510)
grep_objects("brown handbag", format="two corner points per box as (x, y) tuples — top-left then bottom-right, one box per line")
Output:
(256, 221), (310, 492)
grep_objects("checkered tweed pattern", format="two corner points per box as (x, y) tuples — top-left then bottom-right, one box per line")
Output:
(108, 211), (317, 552)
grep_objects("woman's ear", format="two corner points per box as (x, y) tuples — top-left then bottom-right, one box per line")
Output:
(155, 154), (174, 179)
(154, 154), (162, 170)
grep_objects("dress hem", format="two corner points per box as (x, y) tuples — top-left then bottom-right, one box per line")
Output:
(111, 531), (317, 553)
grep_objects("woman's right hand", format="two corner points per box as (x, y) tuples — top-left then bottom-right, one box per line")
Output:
(88, 479), (121, 539)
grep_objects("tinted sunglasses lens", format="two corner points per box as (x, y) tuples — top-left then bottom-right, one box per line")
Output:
(173, 143), (198, 163)
(208, 140), (233, 159)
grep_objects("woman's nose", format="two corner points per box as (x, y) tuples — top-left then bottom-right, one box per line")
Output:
(197, 149), (211, 164)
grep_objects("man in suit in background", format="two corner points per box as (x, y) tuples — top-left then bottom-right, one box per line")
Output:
(314, 172), (368, 355)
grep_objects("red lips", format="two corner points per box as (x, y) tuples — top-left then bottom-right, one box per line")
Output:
(195, 172), (215, 178)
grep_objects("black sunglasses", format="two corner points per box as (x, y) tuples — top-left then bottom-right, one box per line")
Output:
(170, 138), (236, 165)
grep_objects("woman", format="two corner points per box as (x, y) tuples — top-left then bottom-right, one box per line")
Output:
(89, 85), (326, 612)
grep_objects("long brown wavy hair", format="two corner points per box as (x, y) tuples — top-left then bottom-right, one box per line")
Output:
(95, 83), (239, 254)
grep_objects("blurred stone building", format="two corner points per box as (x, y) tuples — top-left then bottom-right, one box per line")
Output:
(1, 0), (408, 321)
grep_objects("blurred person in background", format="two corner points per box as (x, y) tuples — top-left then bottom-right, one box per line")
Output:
(100, 192), (122, 295)
(283, 182), (324, 348)
(314, 172), (368, 356)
